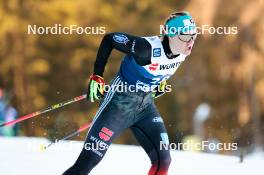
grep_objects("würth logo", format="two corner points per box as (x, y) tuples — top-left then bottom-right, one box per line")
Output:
(160, 62), (182, 70)
(149, 63), (159, 71)
(99, 127), (114, 141)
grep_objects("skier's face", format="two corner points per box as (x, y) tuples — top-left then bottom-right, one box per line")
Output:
(168, 32), (197, 56)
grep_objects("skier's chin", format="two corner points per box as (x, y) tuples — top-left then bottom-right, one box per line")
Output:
(181, 49), (192, 56)
(183, 45), (193, 55)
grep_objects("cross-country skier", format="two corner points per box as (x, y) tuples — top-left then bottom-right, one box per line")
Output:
(63, 11), (197, 175)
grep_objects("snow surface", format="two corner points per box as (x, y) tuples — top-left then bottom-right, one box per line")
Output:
(0, 137), (263, 175)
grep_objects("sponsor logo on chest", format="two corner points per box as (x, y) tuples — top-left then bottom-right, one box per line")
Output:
(148, 63), (159, 71)
(159, 61), (183, 70)
(148, 61), (183, 71)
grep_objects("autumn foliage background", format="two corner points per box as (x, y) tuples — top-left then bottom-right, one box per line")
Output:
(0, 0), (263, 155)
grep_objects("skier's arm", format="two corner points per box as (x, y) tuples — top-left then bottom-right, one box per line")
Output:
(94, 32), (152, 76)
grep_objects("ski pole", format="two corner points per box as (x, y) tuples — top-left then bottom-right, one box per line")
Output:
(0, 94), (87, 127)
(44, 123), (91, 150)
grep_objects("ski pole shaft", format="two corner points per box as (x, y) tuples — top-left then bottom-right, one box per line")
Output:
(0, 94), (87, 127)
(44, 123), (91, 149)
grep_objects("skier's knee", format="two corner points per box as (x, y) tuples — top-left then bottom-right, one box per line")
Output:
(149, 149), (171, 168)
(148, 155), (171, 175)
(151, 153), (171, 168)
(160, 154), (171, 168)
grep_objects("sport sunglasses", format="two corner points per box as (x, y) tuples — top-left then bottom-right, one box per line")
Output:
(178, 33), (197, 42)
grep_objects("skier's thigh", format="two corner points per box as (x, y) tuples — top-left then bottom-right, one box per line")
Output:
(84, 103), (129, 153)
(131, 116), (169, 153)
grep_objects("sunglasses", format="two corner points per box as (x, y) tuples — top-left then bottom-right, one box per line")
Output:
(178, 33), (197, 42)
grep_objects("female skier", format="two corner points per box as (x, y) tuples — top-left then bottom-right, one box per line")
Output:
(63, 11), (197, 175)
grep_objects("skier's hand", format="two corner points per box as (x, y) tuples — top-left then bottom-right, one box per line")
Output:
(87, 74), (105, 102)
(152, 80), (167, 99)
